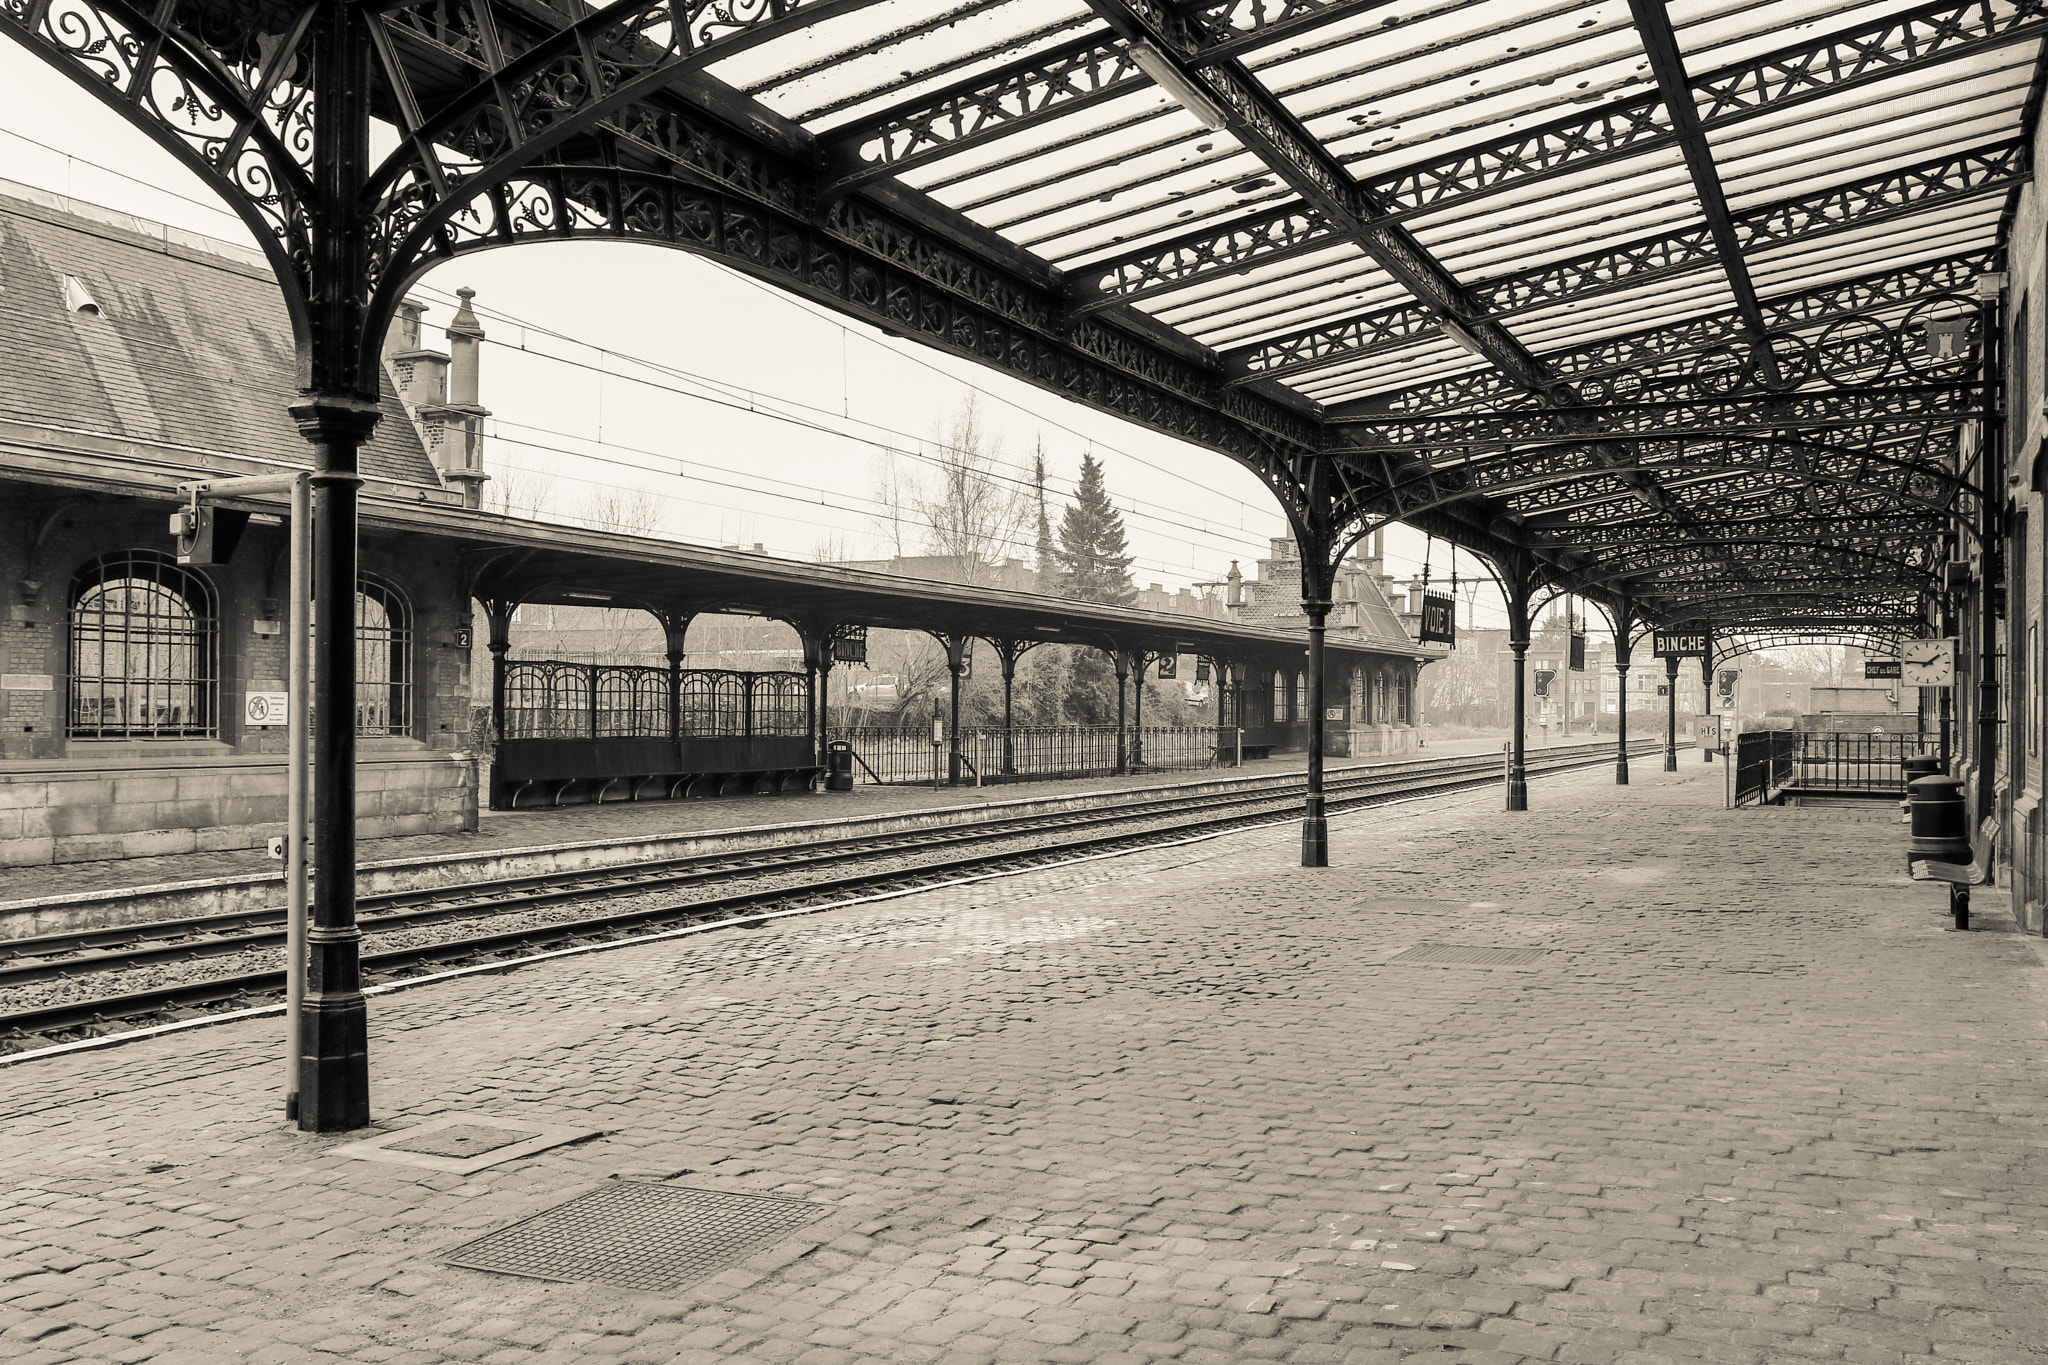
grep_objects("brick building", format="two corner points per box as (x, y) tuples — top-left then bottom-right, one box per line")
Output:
(0, 183), (479, 866)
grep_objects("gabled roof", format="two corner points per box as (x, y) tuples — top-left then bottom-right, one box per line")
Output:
(0, 183), (437, 486)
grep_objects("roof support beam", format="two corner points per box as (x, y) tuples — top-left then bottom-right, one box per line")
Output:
(1243, 139), (2017, 400)
(1071, 0), (1557, 394)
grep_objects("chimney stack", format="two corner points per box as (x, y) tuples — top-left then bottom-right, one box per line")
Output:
(419, 288), (491, 509)
(1225, 561), (1243, 608)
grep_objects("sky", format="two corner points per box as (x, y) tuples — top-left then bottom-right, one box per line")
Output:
(0, 39), (1532, 631)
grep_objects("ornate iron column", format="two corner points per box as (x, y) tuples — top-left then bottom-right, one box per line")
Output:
(1293, 467), (1336, 866)
(659, 609), (692, 751)
(943, 635), (970, 785)
(993, 640), (1034, 775)
(1975, 273), (2004, 836)
(1701, 652), (1715, 761)
(1112, 647), (1130, 774)
(1664, 655), (1680, 772)
(1504, 561), (1534, 811)
(1131, 651), (1146, 769)
(1613, 600), (1635, 785)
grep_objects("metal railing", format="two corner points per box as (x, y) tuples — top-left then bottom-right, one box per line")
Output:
(1789, 731), (1933, 794)
(1731, 730), (1798, 806)
(831, 725), (1220, 785)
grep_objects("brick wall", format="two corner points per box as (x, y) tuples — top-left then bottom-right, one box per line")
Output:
(0, 481), (476, 865)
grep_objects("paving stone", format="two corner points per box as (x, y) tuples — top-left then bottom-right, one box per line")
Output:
(2, 767), (2045, 1364)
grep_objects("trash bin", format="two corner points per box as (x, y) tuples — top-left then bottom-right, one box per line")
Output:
(1907, 774), (1971, 869)
(826, 740), (855, 792)
(1902, 754), (1942, 784)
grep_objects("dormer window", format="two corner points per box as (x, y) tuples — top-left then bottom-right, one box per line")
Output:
(62, 275), (101, 316)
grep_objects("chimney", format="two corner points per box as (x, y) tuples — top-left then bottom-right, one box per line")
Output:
(411, 287), (491, 509)
(1225, 560), (1243, 608)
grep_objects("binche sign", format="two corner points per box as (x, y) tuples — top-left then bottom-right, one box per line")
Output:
(1652, 631), (1708, 658)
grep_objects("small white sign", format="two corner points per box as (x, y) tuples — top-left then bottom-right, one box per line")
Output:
(1902, 638), (1955, 688)
(245, 691), (289, 726)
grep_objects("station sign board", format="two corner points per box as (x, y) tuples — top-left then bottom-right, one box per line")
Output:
(1652, 631), (1708, 658)
(1155, 653), (1177, 679)
(1568, 631), (1586, 671)
(1902, 638), (1956, 687)
(1863, 659), (1903, 679)
(1418, 592), (1455, 644)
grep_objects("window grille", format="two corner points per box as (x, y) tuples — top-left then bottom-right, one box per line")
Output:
(1272, 671), (1286, 721)
(355, 576), (412, 736)
(749, 673), (809, 736)
(1295, 672), (1308, 718)
(1396, 672), (1411, 724)
(503, 661), (590, 739)
(69, 550), (217, 738)
(596, 666), (668, 737)
(680, 670), (747, 737)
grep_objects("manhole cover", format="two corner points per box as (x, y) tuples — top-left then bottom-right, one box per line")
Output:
(1389, 943), (1548, 967)
(387, 1124), (542, 1159)
(444, 1182), (829, 1291)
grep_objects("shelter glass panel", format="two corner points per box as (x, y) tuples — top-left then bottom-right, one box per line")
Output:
(596, 666), (668, 738)
(749, 672), (809, 737)
(68, 550), (217, 739)
(504, 662), (591, 740)
(681, 670), (748, 738)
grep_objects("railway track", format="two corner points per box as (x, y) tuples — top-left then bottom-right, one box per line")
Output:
(0, 739), (1674, 1052)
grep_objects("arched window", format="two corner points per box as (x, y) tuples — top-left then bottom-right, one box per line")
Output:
(356, 576), (412, 736)
(1295, 672), (1308, 718)
(1272, 670), (1287, 721)
(1396, 671), (1411, 724)
(69, 550), (217, 738)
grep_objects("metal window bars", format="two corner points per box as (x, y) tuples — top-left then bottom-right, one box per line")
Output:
(354, 577), (412, 736)
(67, 550), (218, 739)
(830, 725), (1221, 784)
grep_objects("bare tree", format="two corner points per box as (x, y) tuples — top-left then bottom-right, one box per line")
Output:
(580, 486), (667, 537)
(483, 463), (557, 520)
(813, 531), (854, 564)
(869, 450), (916, 559)
(916, 395), (1030, 580)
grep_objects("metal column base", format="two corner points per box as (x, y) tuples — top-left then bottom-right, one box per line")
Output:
(1506, 773), (1528, 811)
(1663, 751), (1677, 772)
(297, 994), (370, 1131)
(1616, 761), (1630, 785)
(1300, 815), (1328, 867)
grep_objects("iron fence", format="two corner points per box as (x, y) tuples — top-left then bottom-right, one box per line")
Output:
(1731, 730), (1798, 806)
(831, 725), (1220, 785)
(1790, 730), (1933, 794)
(502, 661), (810, 740)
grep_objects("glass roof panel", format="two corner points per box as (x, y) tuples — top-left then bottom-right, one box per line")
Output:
(1251, 1), (1651, 172)
(709, 0), (1100, 121)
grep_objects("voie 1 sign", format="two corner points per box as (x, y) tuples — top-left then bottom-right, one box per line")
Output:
(1418, 592), (1455, 644)
(1652, 631), (1707, 658)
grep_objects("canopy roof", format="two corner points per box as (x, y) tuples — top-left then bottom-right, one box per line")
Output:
(7, 0), (2033, 643)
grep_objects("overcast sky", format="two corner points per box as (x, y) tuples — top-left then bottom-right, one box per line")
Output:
(0, 42), (1538, 628)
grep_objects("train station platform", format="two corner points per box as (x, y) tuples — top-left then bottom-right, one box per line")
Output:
(7, 760), (2042, 1365)
(0, 736), (1532, 923)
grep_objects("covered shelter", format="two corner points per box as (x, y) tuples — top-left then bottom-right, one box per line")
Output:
(5, 0), (2024, 1125)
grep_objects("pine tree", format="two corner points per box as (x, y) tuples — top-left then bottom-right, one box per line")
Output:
(1032, 441), (1059, 594)
(1054, 451), (1135, 605)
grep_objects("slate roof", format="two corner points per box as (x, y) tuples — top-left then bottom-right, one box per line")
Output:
(0, 183), (436, 486)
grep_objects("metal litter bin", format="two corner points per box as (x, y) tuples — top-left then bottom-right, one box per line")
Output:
(826, 740), (855, 792)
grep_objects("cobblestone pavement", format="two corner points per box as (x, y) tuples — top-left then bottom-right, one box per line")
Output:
(5, 760), (2043, 1365)
(0, 737), (1529, 905)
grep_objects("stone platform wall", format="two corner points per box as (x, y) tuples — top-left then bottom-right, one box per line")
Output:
(0, 751), (474, 867)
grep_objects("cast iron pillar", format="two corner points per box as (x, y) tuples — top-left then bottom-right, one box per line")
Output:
(1613, 600), (1635, 785)
(943, 635), (969, 785)
(1974, 273), (2004, 836)
(1292, 469), (1337, 865)
(1131, 651), (1147, 769)
(1664, 655), (1680, 772)
(659, 609), (691, 746)
(1504, 562), (1534, 811)
(1113, 647), (1130, 775)
(1701, 652), (1715, 761)
(993, 640), (1031, 775)
(292, 399), (379, 1133)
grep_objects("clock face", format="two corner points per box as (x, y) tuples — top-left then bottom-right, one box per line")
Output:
(1901, 639), (1954, 687)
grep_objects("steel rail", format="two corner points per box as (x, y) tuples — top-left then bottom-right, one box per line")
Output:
(0, 741), (1674, 1046)
(0, 743), (1578, 971)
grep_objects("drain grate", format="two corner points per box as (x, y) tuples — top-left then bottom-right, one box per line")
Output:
(386, 1124), (542, 1159)
(444, 1182), (829, 1292)
(1389, 943), (1549, 967)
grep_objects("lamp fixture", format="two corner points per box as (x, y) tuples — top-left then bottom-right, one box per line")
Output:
(1127, 41), (1230, 131)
